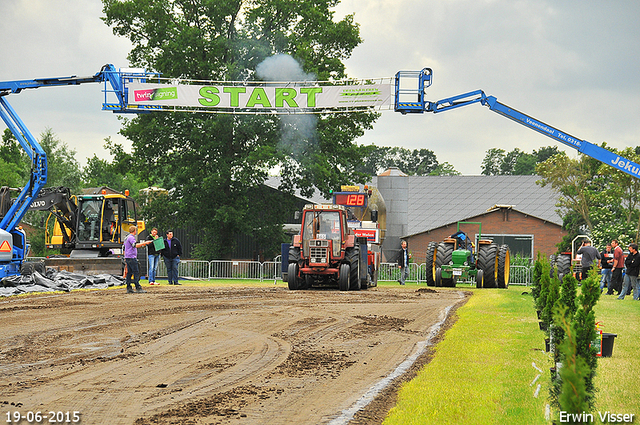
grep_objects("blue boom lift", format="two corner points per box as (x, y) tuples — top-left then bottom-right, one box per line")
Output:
(394, 68), (640, 179)
(0, 65), (157, 279)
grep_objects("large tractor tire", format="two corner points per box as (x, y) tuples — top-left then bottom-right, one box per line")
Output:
(477, 243), (499, 288)
(549, 254), (557, 279)
(287, 263), (300, 290)
(424, 241), (437, 287)
(338, 263), (351, 291)
(346, 247), (361, 290)
(556, 254), (571, 281)
(436, 242), (455, 287)
(497, 244), (510, 289)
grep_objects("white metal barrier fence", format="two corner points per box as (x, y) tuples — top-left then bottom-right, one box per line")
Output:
(156, 259), (282, 281)
(155, 259), (532, 285)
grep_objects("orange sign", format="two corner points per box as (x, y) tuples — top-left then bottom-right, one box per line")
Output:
(0, 240), (11, 252)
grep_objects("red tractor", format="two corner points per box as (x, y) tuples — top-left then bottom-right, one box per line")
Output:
(284, 204), (369, 291)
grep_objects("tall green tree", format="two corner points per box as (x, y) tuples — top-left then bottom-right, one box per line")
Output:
(81, 138), (146, 200)
(537, 145), (640, 249)
(481, 148), (505, 175)
(38, 128), (82, 193)
(1, 129), (29, 187)
(102, 0), (376, 259)
(429, 162), (460, 176)
(481, 145), (560, 176)
(536, 152), (601, 243)
(357, 145), (439, 176)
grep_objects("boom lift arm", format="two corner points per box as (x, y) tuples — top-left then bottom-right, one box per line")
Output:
(0, 65), (157, 277)
(394, 68), (640, 179)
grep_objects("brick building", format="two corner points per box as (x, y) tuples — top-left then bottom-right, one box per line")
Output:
(407, 205), (566, 263)
(374, 172), (566, 263)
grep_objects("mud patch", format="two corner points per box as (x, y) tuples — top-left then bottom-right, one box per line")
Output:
(274, 348), (356, 378)
(135, 385), (279, 425)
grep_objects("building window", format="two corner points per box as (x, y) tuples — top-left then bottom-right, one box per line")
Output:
(476, 234), (534, 259)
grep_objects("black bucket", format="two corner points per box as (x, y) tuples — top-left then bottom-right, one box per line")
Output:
(601, 333), (617, 357)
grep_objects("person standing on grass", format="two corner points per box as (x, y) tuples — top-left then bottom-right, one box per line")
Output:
(146, 227), (161, 285)
(162, 230), (183, 285)
(397, 240), (410, 285)
(599, 243), (614, 293)
(608, 239), (624, 295)
(124, 225), (152, 294)
(577, 240), (600, 281)
(618, 243), (640, 300)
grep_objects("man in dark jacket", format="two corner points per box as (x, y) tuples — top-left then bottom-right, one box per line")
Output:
(577, 240), (600, 281)
(162, 230), (183, 285)
(618, 243), (640, 300)
(397, 240), (410, 285)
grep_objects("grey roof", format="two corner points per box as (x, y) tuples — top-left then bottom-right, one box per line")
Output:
(401, 175), (562, 236)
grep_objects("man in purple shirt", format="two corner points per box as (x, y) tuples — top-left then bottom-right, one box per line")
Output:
(124, 225), (151, 293)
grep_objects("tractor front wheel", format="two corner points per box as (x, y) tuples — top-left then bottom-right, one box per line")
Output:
(475, 269), (484, 288)
(287, 263), (300, 290)
(435, 267), (442, 287)
(497, 244), (510, 289)
(425, 241), (437, 287)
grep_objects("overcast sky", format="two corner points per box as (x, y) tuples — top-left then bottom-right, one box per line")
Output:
(1, 0), (639, 175)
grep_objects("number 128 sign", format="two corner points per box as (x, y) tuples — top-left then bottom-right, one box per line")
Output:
(333, 193), (367, 208)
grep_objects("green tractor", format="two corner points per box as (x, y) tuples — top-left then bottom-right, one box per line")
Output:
(424, 222), (510, 289)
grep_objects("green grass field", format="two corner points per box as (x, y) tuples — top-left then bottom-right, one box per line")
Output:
(383, 286), (639, 425)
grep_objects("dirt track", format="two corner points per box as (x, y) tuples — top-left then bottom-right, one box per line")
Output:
(0, 284), (467, 425)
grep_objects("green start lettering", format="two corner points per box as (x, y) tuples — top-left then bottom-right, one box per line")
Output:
(198, 86), (220, 106)
(224, 87), (247, 107)
(199, 85), (324, 108)
(246, 87), (272, 108)
(300, 87), (322, 107)
(275, 88), (299, 108)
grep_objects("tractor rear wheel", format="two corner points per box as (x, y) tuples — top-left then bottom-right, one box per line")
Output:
(497, 244), (510, 289)
(347, 247), (361, 290)
(436, 242), (455, 287)
(477, 243), (499, 288)
(339, 263), (350, 291)
(425, 241), (437, 287)
(287, 263), (300, 290)
(556, 254), (571, 281)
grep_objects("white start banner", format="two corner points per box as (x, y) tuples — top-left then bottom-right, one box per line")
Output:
(127, 82), (393, 111)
